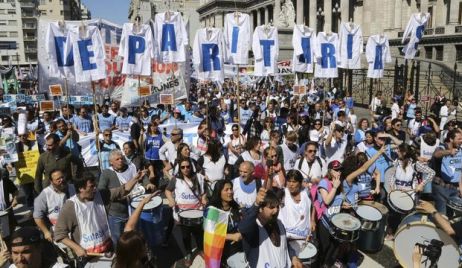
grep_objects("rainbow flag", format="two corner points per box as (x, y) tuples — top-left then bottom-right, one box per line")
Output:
(203, 206), (229, 268)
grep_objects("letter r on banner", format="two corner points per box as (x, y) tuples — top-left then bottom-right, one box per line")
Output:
(128, 35), (146, 64)
(54, 37), (74, 67)
(77, 39), (96, 71)
(201, 44), (221, 72)
(260, 40), (275, 67)
(161, 24), (177, 51)
(321, 43), (336, 68)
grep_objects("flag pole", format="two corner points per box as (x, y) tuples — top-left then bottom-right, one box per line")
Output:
(92, 81), (102, 169)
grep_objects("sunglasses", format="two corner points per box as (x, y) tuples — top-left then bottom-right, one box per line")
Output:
(307, 150), (317, 153)
(232, 129), (238, 131)
(180, 165), (191, 169)
(104, 134), (112, 137)
(171, 133), (180, 136)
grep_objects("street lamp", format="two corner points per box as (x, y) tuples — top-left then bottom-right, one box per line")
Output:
(316, 7), (324, 33)
(332, 2), (340, 33)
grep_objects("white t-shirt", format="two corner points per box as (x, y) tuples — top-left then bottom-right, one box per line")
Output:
(324, 134), (348, 163)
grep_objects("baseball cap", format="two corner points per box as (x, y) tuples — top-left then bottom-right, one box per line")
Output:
(174, 108), (181, 113)
(328, 160), (342, 171)
(11, 227), (42, 247)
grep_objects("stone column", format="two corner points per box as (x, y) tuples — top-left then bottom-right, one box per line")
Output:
(257, 8), (261, 26)
(275, 0), (281, 26)
(340, 0), (349, 22)
(420, 0), (429, 13)
(265, 6), (269, 24)
(324, 0), (332, 32)
(309, 0), (317, 30)
(394, 0), (402, 29)
(388, 0), (395, 30)
(435, 0), (444, 27)
(296, 0), (303, 24)
(449, 0), (459, 24)
(250, 11), (254, 30)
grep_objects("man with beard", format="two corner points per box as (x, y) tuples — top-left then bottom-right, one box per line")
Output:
(35, 134), (83, 194)
(239, 188), (303, 268)
(33, 169), (75, 242)
(407, 108), (423, 142)
(9, 227), (66, 268)
(278, 170), (316, 256)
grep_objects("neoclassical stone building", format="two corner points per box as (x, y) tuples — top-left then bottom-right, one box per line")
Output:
(197, 0), (462, 67)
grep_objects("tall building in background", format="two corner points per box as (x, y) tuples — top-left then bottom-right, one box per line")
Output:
(0, 0), (83, 67)
(128, 0), (201, 47)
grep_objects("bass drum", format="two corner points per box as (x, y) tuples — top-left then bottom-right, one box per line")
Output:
(394, 212), (460, 268)
(383, 165), (396, 194)
(356, 201), (389, 253)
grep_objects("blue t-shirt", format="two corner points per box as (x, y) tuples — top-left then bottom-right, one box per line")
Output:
(366, 145), (393, 183)
(115, 116), (132, 130)
(72, 116), (93, 133)
(144, 133), (164, 160)
(98, 114), (115, 131)
(406, 103), (416, 119)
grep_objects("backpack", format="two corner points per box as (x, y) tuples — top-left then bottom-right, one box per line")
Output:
(310, 178), (333, 220)
(297, 156), (323, 172)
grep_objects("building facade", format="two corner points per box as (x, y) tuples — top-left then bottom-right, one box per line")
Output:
(128, 0), (202, 46)
(0, 0), (83, 67)
(197, 0), (462, 67)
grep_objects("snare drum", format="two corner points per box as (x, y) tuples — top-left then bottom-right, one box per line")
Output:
(130, 195), (163, 211)
(383, 166), (396, 194)
(178, 209), (204, 226)
(329, 213), (361, 242)
(83, 255), (114, 268)
(394, 212), (460, 268)
(447, 196), (462, 217)
(289, 240), (318, 265)
(355, 204), (382, 231)
(387, 190), (415, 214)
(356, 201), (388, 253)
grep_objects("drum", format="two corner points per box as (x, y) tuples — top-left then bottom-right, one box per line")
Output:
(383, 166), (396, 194)
(0, 211), (9, 237)
(356, 201), (389, 253)
(178, 209), (204, 226)
(329, 213), (361, 242)
(387, 190), (415, 214)
(355, 204), (382, 231)
(447, 196), (462, 218)
(394, 213), (460, 268)
(289, 240), (318, 265)
(226, 252), (250, 268)
(130, 195), (163, 211)
(83, 256), (114, 268)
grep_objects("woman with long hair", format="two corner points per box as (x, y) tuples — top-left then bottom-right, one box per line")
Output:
(385, 143), (435, 240)
(199, 139), (228, 192)
(233, 136), (265, 180)
(354, 118), (370, 145)
(208, 180), (243, 265)
(261, 117), (274, 148)
(164, 143), (199, 179)
(165, 158), (207, 266)
(227, 124), (246, 167)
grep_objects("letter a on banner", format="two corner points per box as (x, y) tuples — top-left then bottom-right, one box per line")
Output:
(118, 23), (154, 76)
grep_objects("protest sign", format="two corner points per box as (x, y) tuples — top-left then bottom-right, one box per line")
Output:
(40, 101), (54, 111)
(49, 84), (63, 96)
(0, 128), (18, 163)
(15, 150), (40, 185)
(138, 85), (152, 97)
(160, 94), (174, 105)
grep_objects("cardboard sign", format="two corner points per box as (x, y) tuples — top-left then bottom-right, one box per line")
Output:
(40, 101), (55, 111)
(160, 94), (174, 105)
(49, 84), (63, 96)
(16, 149), (40, 185)
(138, 85), (152, 97)
(294, 85), (306, 95)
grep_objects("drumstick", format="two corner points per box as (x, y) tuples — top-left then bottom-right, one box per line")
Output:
(87, 252), (114, 258)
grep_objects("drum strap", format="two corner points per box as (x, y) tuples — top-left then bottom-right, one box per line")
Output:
(183, 177), (202, 203)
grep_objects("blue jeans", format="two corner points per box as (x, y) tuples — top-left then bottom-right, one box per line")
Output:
(108, 215), (127, 248)
(432, 182), (459, 216)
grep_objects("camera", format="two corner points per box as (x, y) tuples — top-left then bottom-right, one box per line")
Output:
(415, 239), (444, 267)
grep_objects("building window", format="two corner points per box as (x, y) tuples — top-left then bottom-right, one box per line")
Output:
(11, 55), (19, 62)
(456, 45), (462, 62)
(0, 20), (6, 25)
(41, 10), (47, 15)
(8, 20), (17, 26)
(425, 46), (433, 59)
(7, 9), (15, 15)
(60, 10), (63, 15)
(1, 56), (9, 62)
(9, 31), (18, 37)
(428, 6), (433, 28)
(435, 46), (444, 61)
(0, 32), (7, 37)
(0, 41), (17, 49)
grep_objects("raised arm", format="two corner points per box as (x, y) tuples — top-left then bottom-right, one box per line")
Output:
(346, 146), (385, 181)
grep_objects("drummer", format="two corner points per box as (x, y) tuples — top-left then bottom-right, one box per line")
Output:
(385, 143), (435, 240)
(165, 158), (207, 266)
(33, 169), (75, 242)
(278, 170), (316, 253)
(355, 152), (381, 200)
(98, 149), (155, 247)
(54, 172), (145, 259)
